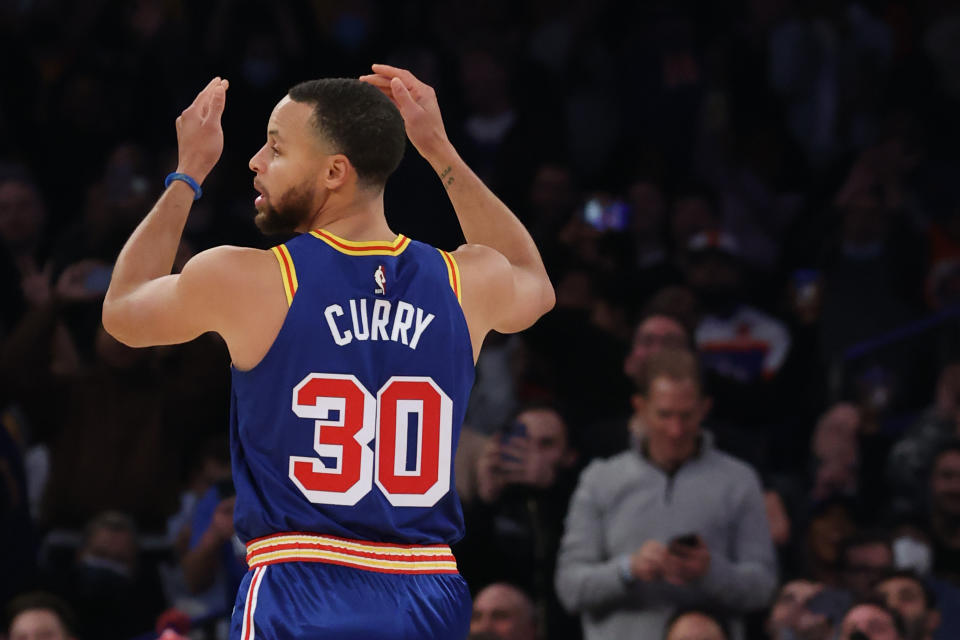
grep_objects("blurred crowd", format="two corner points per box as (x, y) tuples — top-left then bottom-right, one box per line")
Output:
(4, 0), (960, 639)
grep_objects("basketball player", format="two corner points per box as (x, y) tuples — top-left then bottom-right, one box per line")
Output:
(101, 66), (554, 639)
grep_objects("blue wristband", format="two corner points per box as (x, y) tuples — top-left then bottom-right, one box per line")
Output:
(164, 172), (203, 200)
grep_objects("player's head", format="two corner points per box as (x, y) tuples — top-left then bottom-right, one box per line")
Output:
(470, 583), (537, 640)
(874, 570), (939, 640)
(631, 348), (710, 473)
(839, 598), (906, 640)
(4, 591), (78, 640)
(623, 285), (697, 383)
(514, 403), (577, 489)
(664, 608), (729, 640)
(249, 78), (406, 235)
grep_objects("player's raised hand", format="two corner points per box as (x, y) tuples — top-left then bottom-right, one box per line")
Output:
(175, 77), (229, 184)
(359, 64), (450, 163)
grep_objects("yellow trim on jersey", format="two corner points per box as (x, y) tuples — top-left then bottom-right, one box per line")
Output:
(437, 249), (462, 304)
(270, 245), (298, 306)
(245, 533), (459, 574)
(309, 229), (411, 256)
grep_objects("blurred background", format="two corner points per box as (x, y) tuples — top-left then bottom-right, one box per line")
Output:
(3, 0), (960, 639)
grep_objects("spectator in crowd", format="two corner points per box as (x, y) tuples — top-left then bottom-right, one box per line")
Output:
(888, 364), (960, 516)
(0, 405), (36, 605)
(926, 441), (960, 584)
(624, 177), (683, 303)
(555, 348), (777, 640)
(4, 591), (77, 640)
(803, 498), (859, 587)
(839, 532), (895, 599)
(179, 476), (244, 615)
(838, 598), (906, 640)
(48, 510), (162, 640)
(874, 570), (940, 640)
(470, 582), (538, 640)
(764, 578), (835, 640)
(686, 230), (791, 385)
(575, 285), (698, 461)
(622, 287), (698, 386)
(664, 608), (730, 640)
(459, 404), (580, 640)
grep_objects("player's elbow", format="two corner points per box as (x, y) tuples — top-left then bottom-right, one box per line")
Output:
(101, 299), (144, 347)
(539, 279), (556, 316)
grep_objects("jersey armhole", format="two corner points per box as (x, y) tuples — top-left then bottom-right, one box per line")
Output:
(437, 249), (462, 305)
(271, 244), (299, 307)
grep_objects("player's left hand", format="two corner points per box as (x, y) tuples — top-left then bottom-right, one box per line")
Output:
(175, 77), (229, 184)
(359, 64), (451, 163)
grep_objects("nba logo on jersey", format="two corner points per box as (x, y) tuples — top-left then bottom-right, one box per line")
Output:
(374, 264), (386, 295)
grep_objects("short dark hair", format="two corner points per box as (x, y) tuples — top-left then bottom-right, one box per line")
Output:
(636, 348), (702, 397)
(931, 439), (960, 473)
(839, 530), (893, 569)
(83, 509), (137, 545)
(288, 78), (406, 189)
(874, 569), (938, 611)
(843, 596), (907, 638)
(663, 607), (730, 640)
(5, 591), (77, 635)
(636, 285), (698, 343)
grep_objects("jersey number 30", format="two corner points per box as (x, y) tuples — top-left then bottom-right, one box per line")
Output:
(289, 373), (452, 508)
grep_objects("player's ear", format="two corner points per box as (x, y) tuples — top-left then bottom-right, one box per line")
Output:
(322, 153), (352, 190)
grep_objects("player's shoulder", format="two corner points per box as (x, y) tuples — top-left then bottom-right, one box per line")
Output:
(450, 243), (511, 279)
(180, 245), (276, 290)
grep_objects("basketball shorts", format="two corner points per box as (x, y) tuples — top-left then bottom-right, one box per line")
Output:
(229, 533), (472, 640)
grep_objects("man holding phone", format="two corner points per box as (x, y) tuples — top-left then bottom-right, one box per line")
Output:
(555, 349), (776, 640)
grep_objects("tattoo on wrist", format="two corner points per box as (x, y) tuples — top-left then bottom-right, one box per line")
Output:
(439, 166), (454, 188)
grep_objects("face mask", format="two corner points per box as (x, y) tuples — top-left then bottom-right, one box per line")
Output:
(893, 536), (932, 575)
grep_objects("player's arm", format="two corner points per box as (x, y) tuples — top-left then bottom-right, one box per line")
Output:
(359, 65), (555, 334)
(102, 77), (229, 347)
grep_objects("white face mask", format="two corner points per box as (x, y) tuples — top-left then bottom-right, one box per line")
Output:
(893, 536), (933, 575)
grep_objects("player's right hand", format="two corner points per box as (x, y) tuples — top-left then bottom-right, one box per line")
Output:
(359, 65), (451, 164)
(175, 77), (229, 184)
(630, 540), (668, 582)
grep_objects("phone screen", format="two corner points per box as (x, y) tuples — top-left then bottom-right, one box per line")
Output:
(581, 198), (631, 232)
(499, 420), (527, 463)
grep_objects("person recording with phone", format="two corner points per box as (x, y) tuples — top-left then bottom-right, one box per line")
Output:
(457, 405), (581, 640)
(555, 348), (776, 640)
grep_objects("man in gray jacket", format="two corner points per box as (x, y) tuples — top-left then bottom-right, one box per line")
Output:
(555, 348), (777, 640)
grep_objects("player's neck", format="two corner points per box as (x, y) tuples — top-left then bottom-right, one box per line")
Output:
(301, 188), (395, 242)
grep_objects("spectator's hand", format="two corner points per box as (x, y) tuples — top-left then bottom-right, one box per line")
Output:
(20, 261), (53, 308)
(55, 259), (112, 302)
(475, 439), (507, 503)
(795, 610), (833, 640)
(765, 489), (791, 546)
(175, 77), (229, 184)
(359, 65), (450, 163)
(210, 495), (236, 542)
(629, 540), (668, 582)
(663, 535), (710, 585)
(475, 437), (535, 503)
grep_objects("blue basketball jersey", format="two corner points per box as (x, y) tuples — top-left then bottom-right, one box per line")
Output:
(229, 229), (475, 546)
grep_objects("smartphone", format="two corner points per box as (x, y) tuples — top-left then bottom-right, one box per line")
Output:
(499, 419), (527, 463)
(668, 533), (699, 550)
(84, 265), (113, 294)
(805, 587), (851, 623)
(581, 197), (631, 232)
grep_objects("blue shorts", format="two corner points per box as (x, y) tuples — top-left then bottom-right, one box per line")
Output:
(230, 533), (471, 640)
